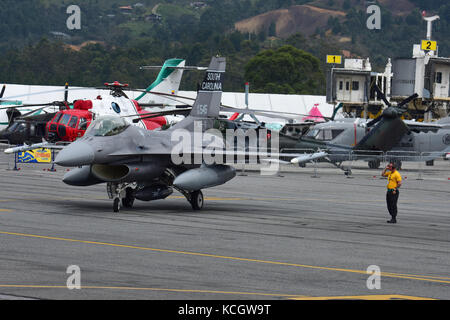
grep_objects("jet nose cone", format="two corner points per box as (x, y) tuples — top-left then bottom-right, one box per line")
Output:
(55, 142), (95, 167)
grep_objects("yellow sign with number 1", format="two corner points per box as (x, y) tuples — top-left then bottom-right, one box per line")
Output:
(421, 40), (437, 51)
(327, 55), (342, 64)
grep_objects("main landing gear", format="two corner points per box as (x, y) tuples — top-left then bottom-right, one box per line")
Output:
(166, 169), (204, 211)
(368, 159), (381, 169)
(189, 190), (204, 210)
(172, 186), (204, 211)
(122, 187), (136, 209)
(330, 161), (352, 176)
(107, 182), (204, 212)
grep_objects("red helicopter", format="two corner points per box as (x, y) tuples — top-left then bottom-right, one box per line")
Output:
(44, 81), (175, 143)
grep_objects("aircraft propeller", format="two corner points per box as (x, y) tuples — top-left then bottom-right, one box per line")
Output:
(0, 85), (5, 99)
(366, 85), (418, 128)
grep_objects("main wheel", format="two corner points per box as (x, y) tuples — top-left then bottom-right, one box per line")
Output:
(122, 197), (134, 208)
(122, 188), (135, 208)
(368, 159), (380, 169)
(426, 160), (434, 166)
(113, 198), (121, 213)
(190, 190), (204, 210)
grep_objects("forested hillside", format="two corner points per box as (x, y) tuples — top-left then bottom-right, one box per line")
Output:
(0, 0), (448, 94)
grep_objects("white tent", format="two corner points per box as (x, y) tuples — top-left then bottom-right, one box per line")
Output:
(1, 83), (335, 126)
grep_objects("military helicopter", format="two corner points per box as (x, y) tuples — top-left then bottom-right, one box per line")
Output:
(0, 58), (197, 146)
(265, 85), (422, 173)
(283, 85), (450, 170)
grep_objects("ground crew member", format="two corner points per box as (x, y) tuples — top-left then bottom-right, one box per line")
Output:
(381, 162), (402, 224)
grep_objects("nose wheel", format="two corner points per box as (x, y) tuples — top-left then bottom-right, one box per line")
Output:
(107, 182), (137, 213)
(189, 190), (204, 210)
(368, 159), (381, 169)
(122, 188), (135, 208)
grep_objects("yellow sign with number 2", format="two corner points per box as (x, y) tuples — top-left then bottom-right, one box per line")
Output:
(421, 40), (437, 51)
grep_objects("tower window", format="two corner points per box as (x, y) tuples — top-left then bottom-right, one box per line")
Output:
(436, 72), (442, 84)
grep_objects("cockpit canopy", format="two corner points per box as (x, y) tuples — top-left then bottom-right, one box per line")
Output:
(85, 116), (129, 137)
(306, 128), (345, 141)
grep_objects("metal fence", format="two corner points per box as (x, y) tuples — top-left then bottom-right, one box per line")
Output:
(0, 143), (58, 171)
(1, 143), (449, 180)
(236, 147), (450, 180)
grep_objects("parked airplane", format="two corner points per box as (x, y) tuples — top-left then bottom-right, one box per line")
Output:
(293, 117), (449, 169)
(54, 56), (237, 212)
(278, 88), (421, 173)
(282, 85), (450, 170)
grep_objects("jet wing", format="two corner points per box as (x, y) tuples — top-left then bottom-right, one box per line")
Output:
(106, 147), (327, 160)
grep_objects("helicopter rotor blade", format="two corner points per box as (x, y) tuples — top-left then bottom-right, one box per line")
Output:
(18, 106), (53, 118)
(397, 93), (419, 109)
(0, 85), (5, 99)
(367, 92), (419, 128)
(0, 101), (67, 111)
(366, 116), (382, 128)
(132, 109), (193, 123)
(220, 106), (330, 121)
(373, 84), (391, 107)
(0, 87), (99, 101)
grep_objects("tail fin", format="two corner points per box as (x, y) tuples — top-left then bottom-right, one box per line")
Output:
(189, 56), (225, 118)
(170, 57), (226, 132)
(136, 58), (186, 102)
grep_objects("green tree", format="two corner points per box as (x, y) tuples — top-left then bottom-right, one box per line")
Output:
(343, 0), (351, 10)
(244, 45), (325, 94)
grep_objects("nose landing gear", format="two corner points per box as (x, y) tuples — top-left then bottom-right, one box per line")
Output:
(107, 182), (137, 213)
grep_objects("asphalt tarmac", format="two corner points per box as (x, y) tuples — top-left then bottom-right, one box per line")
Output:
(0, 149), (449, 300)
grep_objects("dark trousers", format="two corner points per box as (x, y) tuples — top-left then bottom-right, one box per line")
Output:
(386, 190), (399, 219)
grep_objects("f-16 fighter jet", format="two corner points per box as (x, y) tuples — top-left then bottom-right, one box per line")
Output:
(55, 57), (237, 212)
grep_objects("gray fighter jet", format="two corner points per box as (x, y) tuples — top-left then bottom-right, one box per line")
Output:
(55, 57), (237, 212)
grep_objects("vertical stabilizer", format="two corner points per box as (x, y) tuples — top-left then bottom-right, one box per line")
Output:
(190, 57), (226, 118)
(136, 58), (186, 102)
(170, 56), (226, 132)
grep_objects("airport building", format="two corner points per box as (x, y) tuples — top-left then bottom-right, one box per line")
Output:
(392, 47), (450, 120)
(326, 57), (391, 119)
(327, 15), (450, 121)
